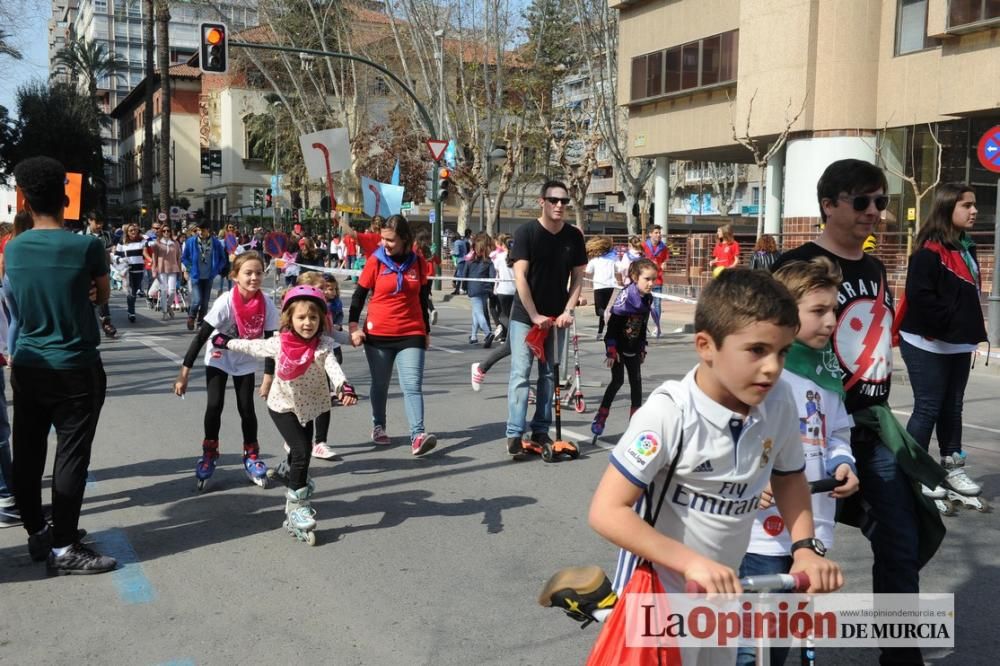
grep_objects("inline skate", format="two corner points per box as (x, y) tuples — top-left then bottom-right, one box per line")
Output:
(195, 439), (219, 491)
(284, 485), (318, 546)
(243, 442), (269, 488)
(939, 452), (989, 513)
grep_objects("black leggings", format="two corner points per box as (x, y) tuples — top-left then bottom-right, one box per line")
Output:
(270, 409), (313, 490)
(204, 366), (258, 443)
(479, 294), (514, 373)
(126, 270), (144, 315)
(593, 288), (614, 334)
(312, 347), (342, 443)
(600, 353), (643, 410)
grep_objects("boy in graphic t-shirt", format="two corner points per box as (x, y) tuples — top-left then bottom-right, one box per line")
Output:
(740, 257), (860, 666)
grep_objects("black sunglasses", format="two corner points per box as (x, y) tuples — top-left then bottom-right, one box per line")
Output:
(544, 197), (570, 206)
(839, 194), (889, 212)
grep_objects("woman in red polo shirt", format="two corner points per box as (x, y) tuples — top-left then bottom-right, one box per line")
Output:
(349, 215), (436, 457)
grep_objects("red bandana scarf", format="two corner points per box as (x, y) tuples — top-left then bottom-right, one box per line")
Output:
(231, 287), (266, 339)
(277, 330), (320, 381)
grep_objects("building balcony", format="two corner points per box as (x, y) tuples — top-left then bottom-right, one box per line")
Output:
(590, 177), (616, 193)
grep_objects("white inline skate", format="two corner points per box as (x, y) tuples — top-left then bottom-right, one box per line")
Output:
(284, 484), (318, 546)
(939, 452), (989, 513)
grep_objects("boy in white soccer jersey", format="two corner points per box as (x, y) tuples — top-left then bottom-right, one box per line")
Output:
(540, 269), (843, 666)
(737, 258), (860, 666)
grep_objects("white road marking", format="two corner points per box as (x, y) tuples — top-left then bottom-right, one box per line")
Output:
(428, 344), (462, 355)
(125, 334), (184, 363)
(560, 428), (616, 451)
(430, 323), (469, 334)
(892, 409), (1000, 436)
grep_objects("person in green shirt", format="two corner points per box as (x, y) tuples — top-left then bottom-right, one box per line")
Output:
(7, 156), (117, 575)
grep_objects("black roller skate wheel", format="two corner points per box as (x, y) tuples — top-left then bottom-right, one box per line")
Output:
(568, 446), (580, 459)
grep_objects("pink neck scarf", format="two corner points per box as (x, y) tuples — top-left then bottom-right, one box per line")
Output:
(231, 287), (265, 339)
(277, 330), (320, 381)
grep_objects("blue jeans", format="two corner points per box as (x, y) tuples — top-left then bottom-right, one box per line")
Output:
(736, 553), (796, 666)
(0, 370), (11, 501)
(189, 277), (214, 322)
(365, 344), (426, 439)
(470, 295), (490, 340)
(454, 260), (467, 291)
(650, 285), (662, 333)
(506, 319), (556, 438)
(217, 274), (233, 295)
(852, 429), (924, 665)
(899, 339), (971, 458)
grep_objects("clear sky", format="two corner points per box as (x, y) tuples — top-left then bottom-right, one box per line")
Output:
(1, 2), (52, 119)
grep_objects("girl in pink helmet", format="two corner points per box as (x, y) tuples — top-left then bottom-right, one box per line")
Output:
(215, 285), (357, 545)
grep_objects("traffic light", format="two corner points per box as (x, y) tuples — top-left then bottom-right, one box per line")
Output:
(265, 188), (273, 208)
(199, 22), (228, 74)
(439, 167), (450, 203)
(253, 188), (263, 207)
(140, 206), (148, 217)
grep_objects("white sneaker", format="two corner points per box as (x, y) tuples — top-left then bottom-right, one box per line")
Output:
(311, 441), (337, 460)
(921, 484), (946, 499)
(471, 362), (485, 392)
(372, 425), (390, 446)
(941, 454), (982, 496)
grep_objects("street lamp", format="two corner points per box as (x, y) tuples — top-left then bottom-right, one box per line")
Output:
(479, 147), (508, 231)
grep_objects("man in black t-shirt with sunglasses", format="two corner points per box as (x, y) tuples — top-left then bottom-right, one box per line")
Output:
(504, 180), (587, 459)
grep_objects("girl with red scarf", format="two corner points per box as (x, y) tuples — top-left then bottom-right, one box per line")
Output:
(174, 252), (280, 490)
(219, 285), (357, 545)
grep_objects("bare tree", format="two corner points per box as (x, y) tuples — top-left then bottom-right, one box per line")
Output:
(705, 162), (744, 217)
(571, 0), (654, 235)
(730, 90), (806, 238)
(867, 122), (942, 232)
(546, 112), (600, 228)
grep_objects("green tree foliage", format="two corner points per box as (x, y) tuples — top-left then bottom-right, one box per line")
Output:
(6, 81), (106, 212)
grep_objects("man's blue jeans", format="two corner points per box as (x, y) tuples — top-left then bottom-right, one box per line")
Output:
(0, 370), (12, 502)
(650, 285), (662, 334)
(899, 339), (971, 458)
(852, 429), (924, 665)
(470, 295), (490, 340)
(188, 277), (214, 322)
(364, 344), (425, 439)
(506, 319), (556, 438)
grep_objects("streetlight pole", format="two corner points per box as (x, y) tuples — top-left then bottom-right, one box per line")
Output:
(434, 29), (445, 292)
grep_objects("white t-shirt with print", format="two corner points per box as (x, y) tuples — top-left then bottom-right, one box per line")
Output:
(747, 372), (854, 556)
(609, 368), (804, 594)
(202, 292), (280, 376)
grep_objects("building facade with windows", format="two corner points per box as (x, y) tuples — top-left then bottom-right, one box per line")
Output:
(614, 0), (1000, 238)
(48, 0), (258, 215)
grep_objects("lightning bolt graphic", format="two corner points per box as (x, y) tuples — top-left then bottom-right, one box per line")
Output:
(845, 279), (888, 391)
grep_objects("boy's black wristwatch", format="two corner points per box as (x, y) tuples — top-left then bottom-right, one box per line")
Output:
(790, 538), (827, 557)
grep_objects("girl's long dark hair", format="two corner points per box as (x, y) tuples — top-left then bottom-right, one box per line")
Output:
(915, 182), (975, 248)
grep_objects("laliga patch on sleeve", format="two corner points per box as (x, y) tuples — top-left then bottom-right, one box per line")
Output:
(624, 431), (661, 469)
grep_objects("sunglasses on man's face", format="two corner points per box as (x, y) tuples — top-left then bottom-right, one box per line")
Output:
(544, 197), (570, 206)
(839, 194), (889, 212)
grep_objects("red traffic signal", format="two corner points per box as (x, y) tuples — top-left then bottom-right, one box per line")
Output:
(199, 22), (228, 74)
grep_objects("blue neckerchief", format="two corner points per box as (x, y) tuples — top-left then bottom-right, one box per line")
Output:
(645, 239), (666, 255)
(601, 249), (618, 261)
(374, 246), (416, 295)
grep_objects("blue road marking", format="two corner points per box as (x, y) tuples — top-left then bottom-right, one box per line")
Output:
(93, 528), (157, 605)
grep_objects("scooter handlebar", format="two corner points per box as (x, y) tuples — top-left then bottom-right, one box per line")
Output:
(684, 572), (810, 594)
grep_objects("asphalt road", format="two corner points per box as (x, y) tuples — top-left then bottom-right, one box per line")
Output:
(0, 286), (997, 665)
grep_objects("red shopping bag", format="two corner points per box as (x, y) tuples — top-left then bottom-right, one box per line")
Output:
(586, 562), (681, 666)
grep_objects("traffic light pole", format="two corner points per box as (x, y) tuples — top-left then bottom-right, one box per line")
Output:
(229, 40), (445, 290)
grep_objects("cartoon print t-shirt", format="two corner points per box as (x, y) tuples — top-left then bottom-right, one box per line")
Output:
(773, 243), (894, 412)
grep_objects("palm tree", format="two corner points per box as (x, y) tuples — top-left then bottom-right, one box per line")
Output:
(142, 0), (154, 221)
(0, 30), (22, 60)
(52, 38), (124, 99)
(156, 0), (172, 217)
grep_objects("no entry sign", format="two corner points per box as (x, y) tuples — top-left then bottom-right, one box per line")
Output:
(977, 126), (1000, 174)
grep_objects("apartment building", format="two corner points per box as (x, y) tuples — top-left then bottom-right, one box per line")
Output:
(48, 0), (257, 213)
(613, 0), (1000, 236)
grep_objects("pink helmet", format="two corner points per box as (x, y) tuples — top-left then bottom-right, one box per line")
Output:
(281, 285), (326, 314)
